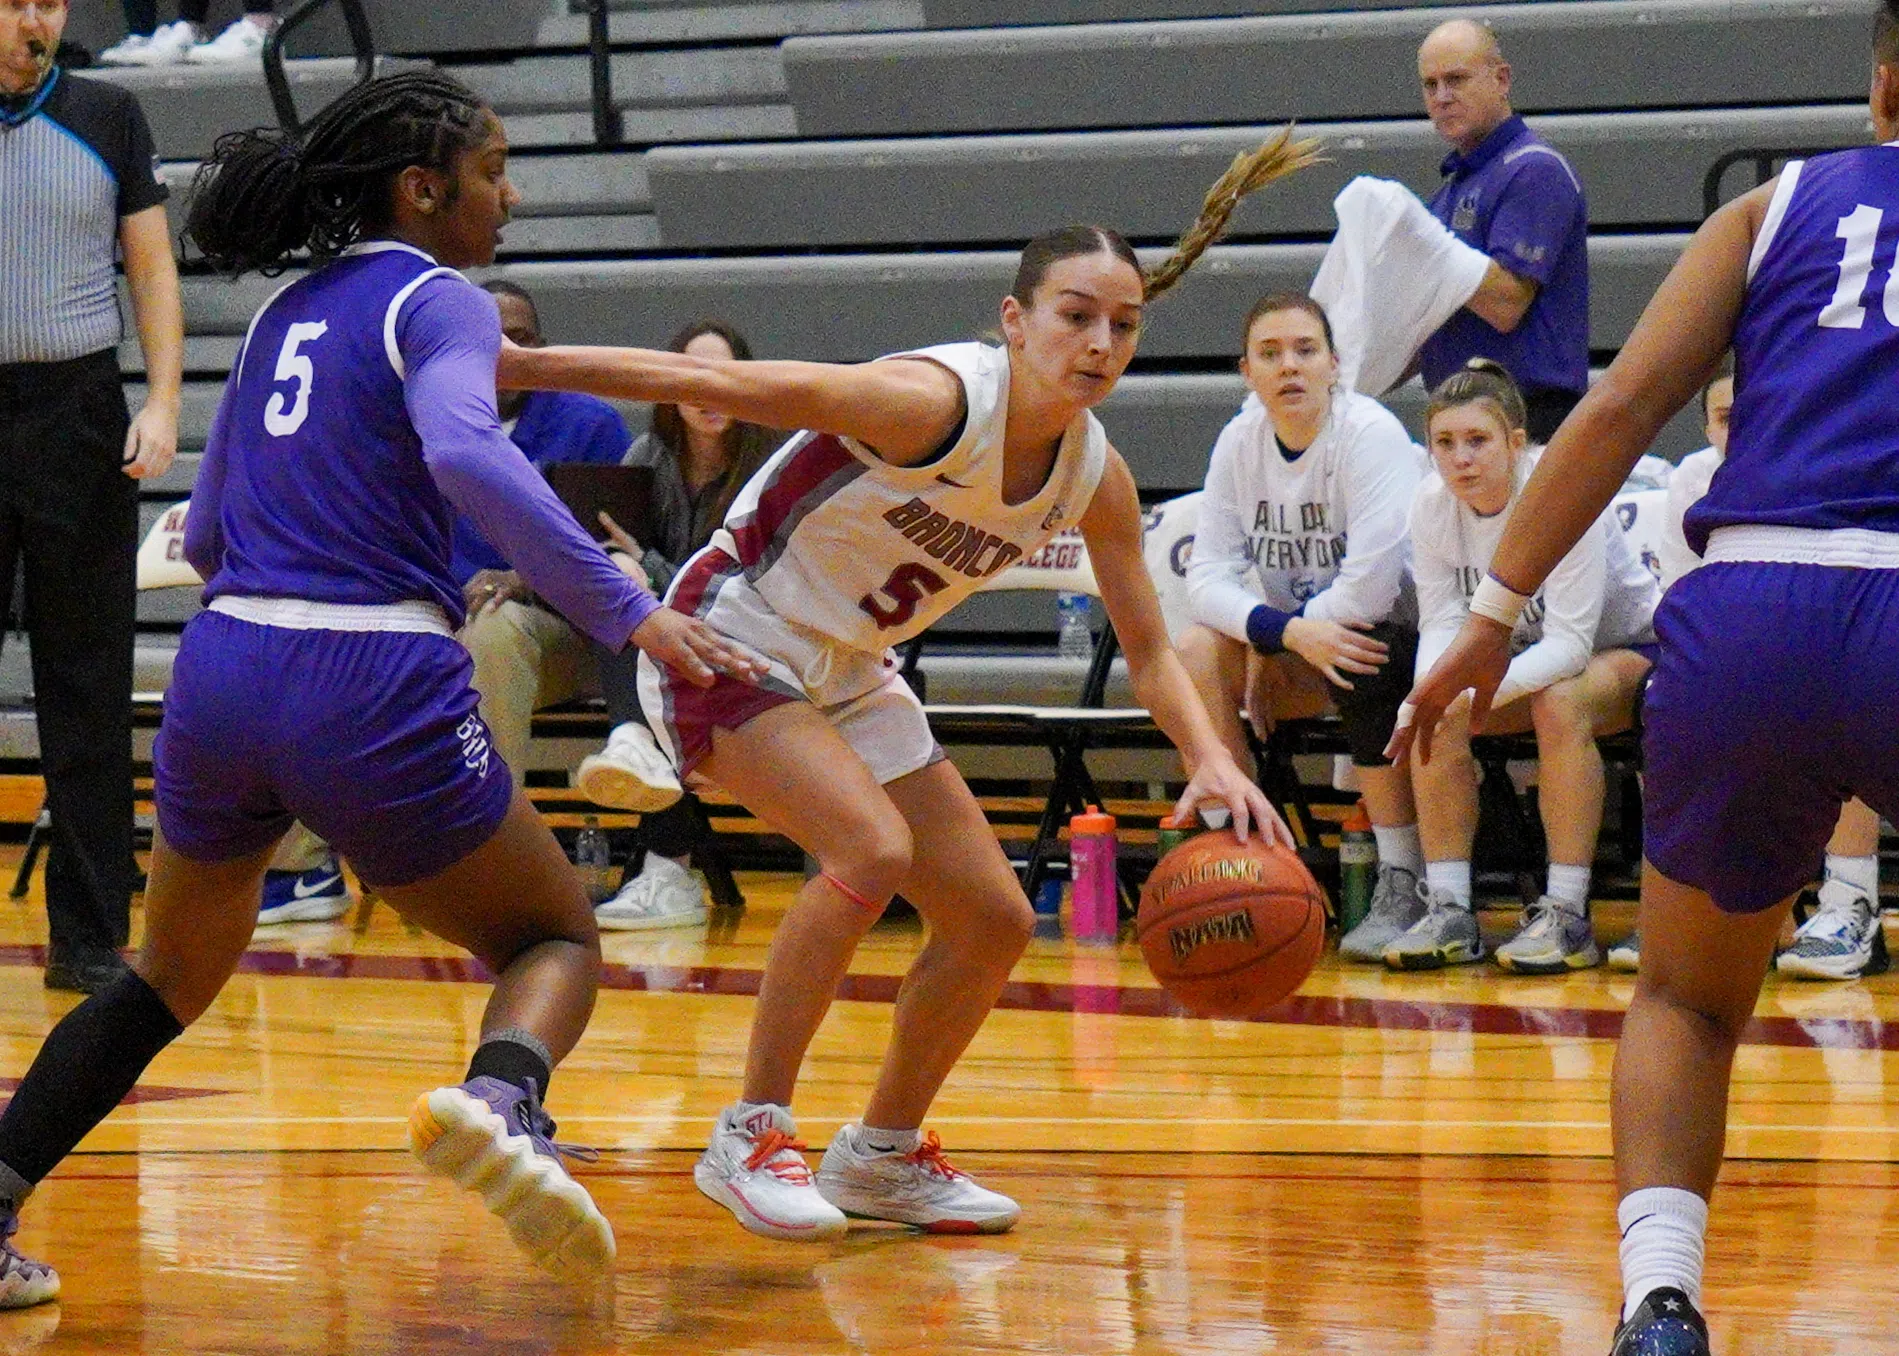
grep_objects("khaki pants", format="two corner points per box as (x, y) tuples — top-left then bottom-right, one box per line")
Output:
(458, 599), (598, 788)
(267, 600), (597, 873)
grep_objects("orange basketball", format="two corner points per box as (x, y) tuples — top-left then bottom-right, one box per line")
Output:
(1136, 829), (1325, 1019)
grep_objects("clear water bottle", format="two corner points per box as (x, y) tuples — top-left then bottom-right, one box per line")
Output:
(1056, 591), (1093, 660)
(574, 816), (614, 902)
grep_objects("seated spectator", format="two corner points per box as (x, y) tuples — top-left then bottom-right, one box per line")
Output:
(1648, 360), (1886, 982)
(1175, 293), (1427, 963)
(256, 280), (631, 922)
(99, 1), (276, 66)
(577, 321), (775, 930)
(454, 280), (633, 776)
(1620, 452), (1676, 493)
(1394, 359), (1659, 972)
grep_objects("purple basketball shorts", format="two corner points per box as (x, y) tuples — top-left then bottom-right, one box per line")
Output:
(154, 610), (513, 887)
(1643, 560), (1899, 914)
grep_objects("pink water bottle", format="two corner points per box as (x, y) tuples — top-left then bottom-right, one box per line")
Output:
(1068, 806), (1119, 941)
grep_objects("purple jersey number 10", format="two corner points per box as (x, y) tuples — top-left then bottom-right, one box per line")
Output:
(1820, 205), (1899, 330)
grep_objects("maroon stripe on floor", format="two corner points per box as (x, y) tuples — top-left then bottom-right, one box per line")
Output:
(0, 944), (1882, 1051)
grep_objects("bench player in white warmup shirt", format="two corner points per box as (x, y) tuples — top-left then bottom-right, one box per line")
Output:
(1654, 362), (1888, 982)
(499, 135), (1316, 1242)
(1176, 293), (1429, 964)
(1396, 360), (1659, 972)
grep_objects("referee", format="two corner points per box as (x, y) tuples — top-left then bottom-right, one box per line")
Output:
(0, 1), (181, 992)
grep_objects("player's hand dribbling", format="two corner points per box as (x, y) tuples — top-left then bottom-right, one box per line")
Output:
(1384, 616), (1512, 766)
(1175, 751), (1294, 850)
(631, 609), (769, 689)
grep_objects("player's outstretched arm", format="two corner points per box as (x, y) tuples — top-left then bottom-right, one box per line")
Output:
(499, 343), (964, 467)
(1080, 451), (1291, 848)
(628, 609), (766, 690)
(1387, 182), (1768, 767)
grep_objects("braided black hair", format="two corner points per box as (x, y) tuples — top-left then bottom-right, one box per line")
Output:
(186, 71), (491, 278)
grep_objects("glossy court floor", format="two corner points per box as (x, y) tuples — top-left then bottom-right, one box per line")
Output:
(0, 852), (1896, 1354)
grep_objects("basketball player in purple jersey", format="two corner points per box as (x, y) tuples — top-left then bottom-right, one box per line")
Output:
(1391, 5), (1899, 1350)
(0, 72), (761, 1305)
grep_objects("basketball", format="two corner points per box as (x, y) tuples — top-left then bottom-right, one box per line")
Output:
(1136, 829), (1325, 1019)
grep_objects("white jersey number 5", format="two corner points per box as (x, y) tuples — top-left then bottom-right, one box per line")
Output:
(264, 321), (330, 437)
(1820, 205), (1899, 330)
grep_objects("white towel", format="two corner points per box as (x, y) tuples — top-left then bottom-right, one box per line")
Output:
(1310, 176), (1492, 397)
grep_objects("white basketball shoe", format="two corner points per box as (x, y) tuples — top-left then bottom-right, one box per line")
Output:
(695, 1104), (847, 1242)
(815, 1124), (1020, 1234)
(577, 722), (684, 813)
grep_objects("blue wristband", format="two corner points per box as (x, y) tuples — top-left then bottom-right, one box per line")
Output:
(1245, 603), (1298, 654)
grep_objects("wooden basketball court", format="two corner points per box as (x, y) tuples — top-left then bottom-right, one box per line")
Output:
(0, 849), (1893, 1354)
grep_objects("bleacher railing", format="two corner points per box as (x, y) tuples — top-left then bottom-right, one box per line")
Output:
(1702, 145), (1849, 218)
(262, 0), (375, 137)
(586, 0), (621, 147)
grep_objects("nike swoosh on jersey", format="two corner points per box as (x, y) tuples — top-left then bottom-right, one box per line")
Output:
(934, 474), (971, 489)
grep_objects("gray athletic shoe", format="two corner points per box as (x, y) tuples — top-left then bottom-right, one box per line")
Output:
(1606, 930), (1641, 973)
(1382, 884), (1485, 970)
(1338, 865), (1425, 962)
(1777, 893), (1890, 980)
(1493, 897), (1602, 974)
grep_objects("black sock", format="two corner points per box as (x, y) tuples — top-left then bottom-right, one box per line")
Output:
(0, 970), (183, 1186)
(465, 1030), (552, 1098)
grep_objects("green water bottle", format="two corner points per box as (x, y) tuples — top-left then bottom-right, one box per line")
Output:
(1338, 800), (1377, 933)
(1155, 811), (1201, 859)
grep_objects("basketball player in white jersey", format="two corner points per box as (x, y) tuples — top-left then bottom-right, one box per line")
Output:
(500, 134), (1317, 1242)
(1655, 362), (1887, 982)
(1400, 360), (1658, 972)
(1176, 293), (1429, 964)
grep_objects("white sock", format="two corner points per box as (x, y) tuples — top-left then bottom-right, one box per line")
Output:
(1820, 853), (1879, 909)
(1546, 863), (1592, 914)
(1424, 861), (1472, 909)
(1618, 1187), (1707, 1322)
(1372, 823), (1423, 876)
(857, 1124), (919, 1155)
(731, 1098), (787, 1122)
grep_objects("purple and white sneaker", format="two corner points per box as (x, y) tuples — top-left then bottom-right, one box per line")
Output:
(0, 1213), (58, 1308)
(409, 1076), (614, 1280)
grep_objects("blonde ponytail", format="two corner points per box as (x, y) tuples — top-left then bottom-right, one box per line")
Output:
(1141, 125), (1327, 303)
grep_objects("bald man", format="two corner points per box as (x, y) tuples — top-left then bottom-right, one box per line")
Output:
(1417, 19), (1589, 441)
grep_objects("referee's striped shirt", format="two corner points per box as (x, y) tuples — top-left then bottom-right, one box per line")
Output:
(0, 68), (168, 366)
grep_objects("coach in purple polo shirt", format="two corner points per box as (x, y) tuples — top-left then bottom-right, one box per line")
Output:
(1416, 19), (1589, 443)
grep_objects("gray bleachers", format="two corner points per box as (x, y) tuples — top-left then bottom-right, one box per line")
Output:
(454, 45), (795, 148)
(84, 58), (429, 161)
(648, 105), (1869, 249)
(784, 0), (1873, 136)
(149, 235), (1676, 361)
(919, 0), (1555, 22)
(541, 0), (923, 47)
